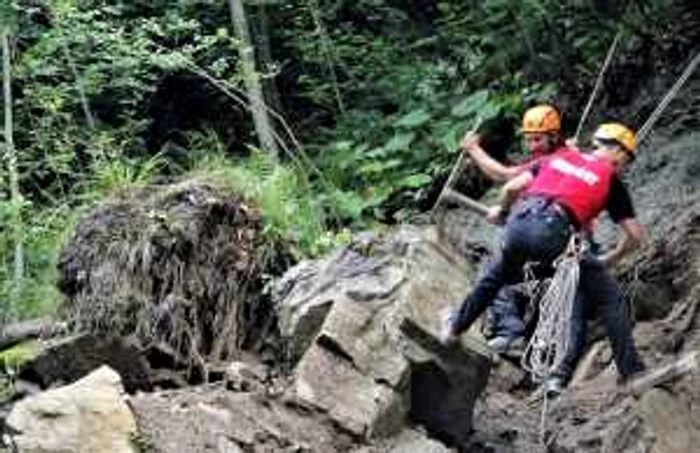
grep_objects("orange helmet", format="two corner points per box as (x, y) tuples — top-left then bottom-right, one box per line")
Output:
(593, 123), (636, 153)
(522, 105), (561, 133)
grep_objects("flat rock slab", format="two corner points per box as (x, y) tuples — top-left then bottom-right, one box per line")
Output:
(317, 297), (410, 389)
(132, 383), (455, 453)
(131, 384), (357, 453)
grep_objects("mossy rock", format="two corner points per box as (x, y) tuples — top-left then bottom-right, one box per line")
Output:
(0, 340), (39, 371)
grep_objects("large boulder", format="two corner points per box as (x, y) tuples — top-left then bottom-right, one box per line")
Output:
(274, 226), (492, 445)
(293, 341), (408, 438)
(273, 226), (483, 364)
(6, 365), (137, 453)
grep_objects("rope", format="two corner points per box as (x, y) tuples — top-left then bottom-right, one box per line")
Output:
(539, 389), (549, 446)
(637, 51), (700, 143)
(574, 30), (623, 142)
(521, 237), (581, 380)
(520, 236), (582, 446)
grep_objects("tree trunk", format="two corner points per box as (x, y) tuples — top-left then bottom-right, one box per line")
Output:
(307, 0), (345, 113)
(251, 3), (284, 117)
(0, 318), (68, 351)
(2, 27), (23, 322)
(227, 0), (279, 157)
(61, 39), (95, 129)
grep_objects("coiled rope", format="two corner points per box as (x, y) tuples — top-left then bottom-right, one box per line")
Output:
(520, 236), (582, 445)
(520, 256), (579, 379)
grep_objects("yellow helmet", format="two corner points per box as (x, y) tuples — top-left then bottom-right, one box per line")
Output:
(522, 105), (561, 133)
(593, 123), (636, 153)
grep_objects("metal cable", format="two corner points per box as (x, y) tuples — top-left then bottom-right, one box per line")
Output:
(574, 30), (623, 142)
(637, 52), (700, 143)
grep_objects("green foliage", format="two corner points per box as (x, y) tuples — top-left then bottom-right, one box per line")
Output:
(311, 86), (511, 220)
(0, 0), (18, 30)
(0, 0), (684, 320)
(272, 0), (676, 222)
(185, 133), (350, 260)
(130, 430), (155, 453)
(12, 0), (239, 198)
(0, 201), (77, 319)
(451, 90), (491, 118)
(0, 340), (38, 370)
(89, 154), (166, 196)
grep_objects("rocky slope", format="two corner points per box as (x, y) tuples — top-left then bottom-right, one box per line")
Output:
(2, 54), (699, 453)
(463, 79), (700, 453)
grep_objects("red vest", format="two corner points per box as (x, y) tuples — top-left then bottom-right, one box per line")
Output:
(515, 144), (579, 172)
(525, 150), (615, 227)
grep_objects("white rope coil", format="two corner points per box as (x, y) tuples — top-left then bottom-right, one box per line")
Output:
(521, 240), (581, 382)
(519, 244), (581, 447)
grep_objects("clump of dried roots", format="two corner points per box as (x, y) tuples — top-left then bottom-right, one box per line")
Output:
(58, 179), (267, 374)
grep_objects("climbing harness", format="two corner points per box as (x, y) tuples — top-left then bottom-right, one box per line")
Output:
(520, 234), (583, 445)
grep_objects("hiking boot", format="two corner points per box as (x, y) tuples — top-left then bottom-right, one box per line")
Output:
(487, 335), (525, 359)
(543, 376), (566, 396)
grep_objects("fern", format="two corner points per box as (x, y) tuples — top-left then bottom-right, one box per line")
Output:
(89, 154), (166, 196)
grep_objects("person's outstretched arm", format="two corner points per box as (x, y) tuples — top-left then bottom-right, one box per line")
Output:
(461, 132), (522, 182)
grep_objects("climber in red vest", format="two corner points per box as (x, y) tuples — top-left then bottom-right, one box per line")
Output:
(443, 123), (646, 388)
(459, 104), (577, 356)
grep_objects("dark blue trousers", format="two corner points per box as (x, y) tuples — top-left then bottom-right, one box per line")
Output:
(451, 197), (644, 378)
(553, 256), (645, 381)
(486, 233), (601, 340)
(486, 286), (526, 339)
